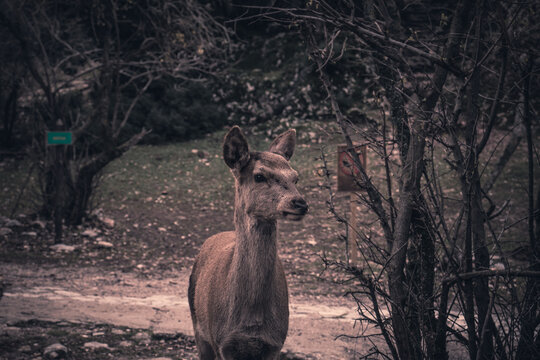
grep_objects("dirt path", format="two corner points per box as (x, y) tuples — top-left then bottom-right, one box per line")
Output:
(0, 263), (379, 359)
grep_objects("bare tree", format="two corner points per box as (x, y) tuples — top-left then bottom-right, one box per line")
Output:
(266, 0), (539, 358)
(0, 0), (232, 237)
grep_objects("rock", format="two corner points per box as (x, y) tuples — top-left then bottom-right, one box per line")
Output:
(50, 244), (76, 252)
(96, 240), (113, 248)
(22, 231), (38, 237)
(112, 328), (125, 335)
(158, 227), (167, 232)
(306, 235), (317, 246)
(83, 341), (110, 350)
(19, 344), (32, 353)
(102, 218), (115, 228)
(31, 220), (47, 229)
(2, 326), (22, 337)
(0, 228), (12, 236)
(133, 331), (151, 344)
(5, 219), (22, 227)
(491, 262), (505, 271)
(81, 228), (99, 238)
(43, 343), (68, 359)
(118, 340), (133, 347)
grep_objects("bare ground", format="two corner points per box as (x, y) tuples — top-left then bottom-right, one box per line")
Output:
(0, 167), (378, 359)
(0, 262), (378, 359)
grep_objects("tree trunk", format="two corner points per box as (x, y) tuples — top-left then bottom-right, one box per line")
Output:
(515, 53), (539, 360)
(66, 166), (95, 225)
(389, 132), (426, 360)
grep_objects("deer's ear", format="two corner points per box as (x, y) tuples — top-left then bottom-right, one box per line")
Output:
(269, 129), (296, 161)
(223, 126), (250, 170)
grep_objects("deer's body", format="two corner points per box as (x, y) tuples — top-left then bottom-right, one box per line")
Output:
(188, 127), (307, 359)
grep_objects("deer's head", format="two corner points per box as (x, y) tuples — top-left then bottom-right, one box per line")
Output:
(223, 126), (308, 221)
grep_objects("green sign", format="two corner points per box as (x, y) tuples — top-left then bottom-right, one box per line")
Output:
(47, 132), (73, 145)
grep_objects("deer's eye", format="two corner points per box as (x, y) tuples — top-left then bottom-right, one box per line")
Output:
(254, 174), (266, 183)
(294, 178), (299, 184)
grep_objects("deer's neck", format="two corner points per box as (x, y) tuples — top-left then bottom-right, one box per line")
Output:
(230, 197), (278, 322)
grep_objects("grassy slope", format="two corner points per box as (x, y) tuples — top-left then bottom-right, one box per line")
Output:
(0, 124), (537, 296)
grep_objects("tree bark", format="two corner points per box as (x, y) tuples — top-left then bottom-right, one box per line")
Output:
(515, 53), (539, 360)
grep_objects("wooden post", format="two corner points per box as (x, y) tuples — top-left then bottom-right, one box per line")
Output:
(349, 193), (358, 266)
(337, 144), (366, 267)
(47, 127), (73, 243)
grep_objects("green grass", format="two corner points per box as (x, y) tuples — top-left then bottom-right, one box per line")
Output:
(0, 124), (535, 277)
(0, 123), (537, 299)
(96, 129), (234, 211)
(94, 125), (339, 214)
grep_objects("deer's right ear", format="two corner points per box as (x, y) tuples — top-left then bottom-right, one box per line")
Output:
(223, 126), (250, 170)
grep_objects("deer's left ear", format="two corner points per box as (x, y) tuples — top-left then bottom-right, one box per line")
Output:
(269, 129), (296, 161)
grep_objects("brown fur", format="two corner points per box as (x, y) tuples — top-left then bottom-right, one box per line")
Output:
(188, 127), (308, 359)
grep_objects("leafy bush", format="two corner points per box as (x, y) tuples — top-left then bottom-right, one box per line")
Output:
(126, 79), (228, 144)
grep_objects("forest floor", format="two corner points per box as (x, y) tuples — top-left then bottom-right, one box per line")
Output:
(0, 126), (534, 359)
(0, 128), (382, 359)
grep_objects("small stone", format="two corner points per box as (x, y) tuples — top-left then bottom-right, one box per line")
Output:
(50, 244), (76, 253)
(133, 331), (151, 344)
(306, 235), (317, 246)
(22, 231), (38, 237)
(111, 329), (125, 335)
(136, 264), (145, 269)
(102, 218), (115, 228)
(83, 341), (110, 350)
(92, 331), (105, 336)
(81, 229), (99, 238)
(158, 227), (167, 232)
(96, 240), (113, 248)
(0, 228), (12, 236)
(491, 262), (505, 271)
(43, 343), (68, 359)
(2, 326), (22, 337)
(5, 219), (22, 227)
(31, 220), (47, 229)
(19, 344), (32, 353)
(118, 340), (133, 347)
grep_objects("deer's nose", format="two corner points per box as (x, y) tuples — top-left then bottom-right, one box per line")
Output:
(291, 198), (308, 214)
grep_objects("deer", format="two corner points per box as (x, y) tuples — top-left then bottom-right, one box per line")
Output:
(188, 126), (308, 360)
